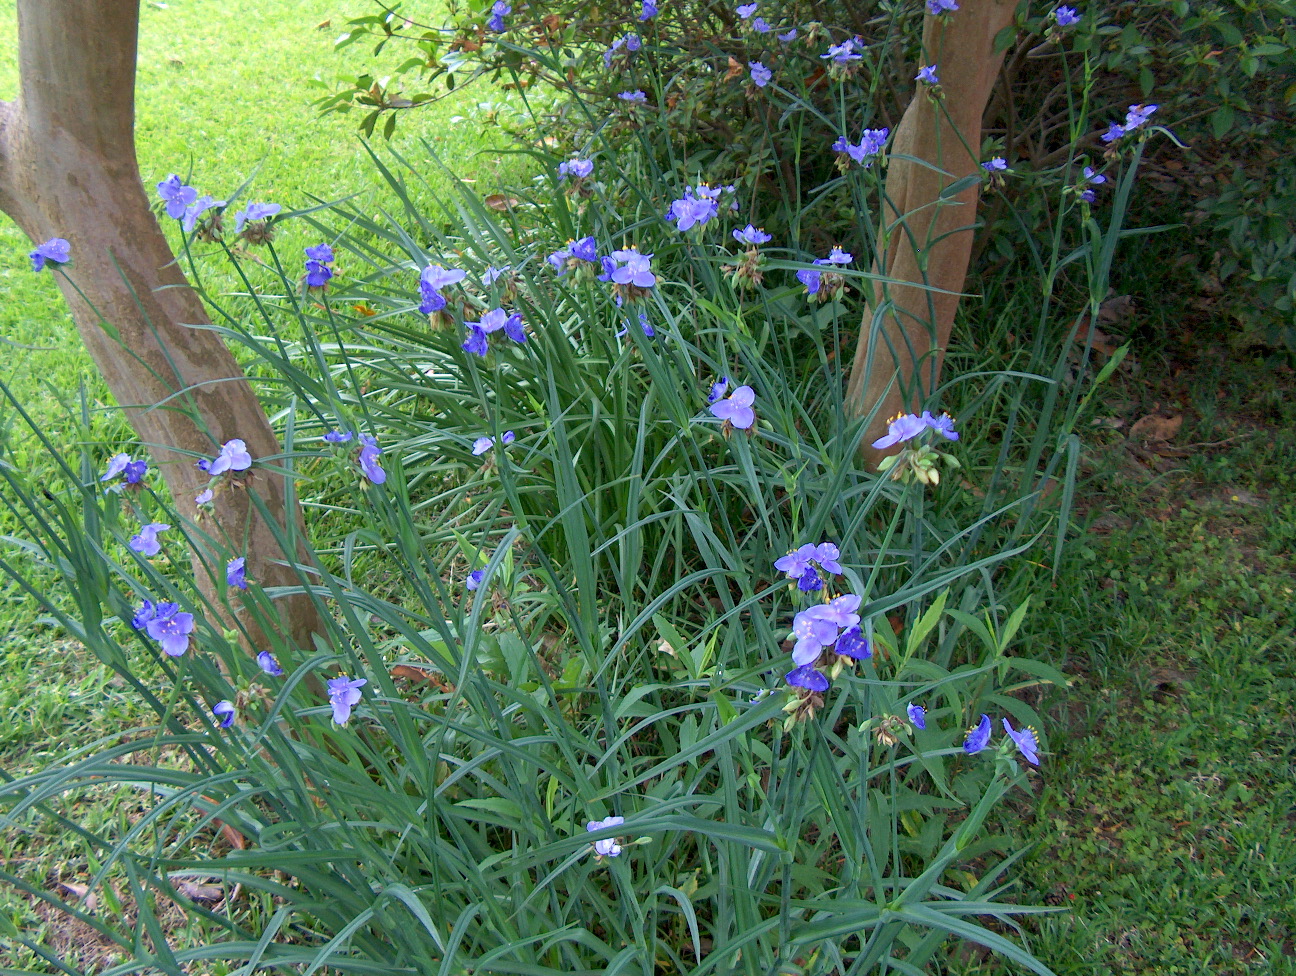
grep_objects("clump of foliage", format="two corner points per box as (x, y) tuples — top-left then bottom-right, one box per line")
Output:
(0, 2), (1172, 972)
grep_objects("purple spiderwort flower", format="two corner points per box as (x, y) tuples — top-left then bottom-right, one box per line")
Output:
(920, 410), (959, 441)
(833, 128), (890, 166)
(327, 675), (366, 725)
(132, 600), (157, 631)
(774, 543), (841, 582)
(208, 438), (253, 476)
(816, 247), (852, 266)
(145, 602), (196, 657)
(466, 569), (486, 591)
(822, 37), (863, 65)
(785, 664), (829, 692)
(305, 261), (333, 289)
(586, 815), (625, 857)
(571, 237), (599, 262)
(233, 202), (281, 233)
(963, 713), (992, 754)
(736, 2), (757, 17)
(778, 28), (797, 42)
(749, 61), (772, 88)
(325, 429), (354, 443)
(358, 434), (387, 484)
(708, 377), (730, 403)
(462, 325), (489, 357)
(487, 0), (510, 31)
(1003, 718), (1041, 764)
(29, 238), (71, 271)
(102, 453), (148, 484)
(751, 17), (771, 32)
(619, 90), (648, 103)
(709, 385), (755, 430)
(1101, 123), (1126, 144)
(227, 557), (248, 590)
(472, 430), (515, 456)
(667, 189), (720, 232)
(871, 413), (928, 450)
(1053, 5), (1080, 26)
(927, 0), (959, 13)
(733, 225), (771, 245)
(212, 701), (236, 728)
(603, 248), (657, 288)
(482, 265), (507, 285)
(558, 158), (594, 180)
(304, 243), (335, 288)
(789, 608), (842, 665)
(639, 0), (657, 20)
(257, 650), (284, 676)
(907, 703), (926, 729)
(157, 174), (198, 220)
(130, 522), (170, 557)
(835, 625), (871, 659)
(1078, 165), (1107, 203)
(982, 157), (1009, 172)
(797, 269), (821, 295)
(195, 488), (214, 505)
(916, 64), (939, 85)
(420, 264), (467, 314)
(182, 195), (224, 233)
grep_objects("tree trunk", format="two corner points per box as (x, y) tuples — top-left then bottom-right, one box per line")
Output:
(0, 0), (322, 651)
(846, 0), (1017, 466)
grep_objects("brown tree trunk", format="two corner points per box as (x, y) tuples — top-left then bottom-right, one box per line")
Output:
(0, 0), (322, 650)
(846, 0), (1017, 466)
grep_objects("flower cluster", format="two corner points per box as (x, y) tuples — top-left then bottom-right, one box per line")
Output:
(420, 264), (467, 315)
(872, 411), (960, 485)
(666, 183), (735, 233)
(832, 128), (889, 170)
(598, 247), (657, 302)
(774, 542), (842, 592)
(963, 714), (1041, 765)
(132, 600), (196, 657)
(1102, 103), (1158, 146)
(304, 243), (335, 290)
(102, 452), (148, 488)
(547, 237), (599, 275)
(472, 430), (515, 456)
(797, 246), (853, 303)
(463, 307), (526, 356)
(487, 0), (510, 32)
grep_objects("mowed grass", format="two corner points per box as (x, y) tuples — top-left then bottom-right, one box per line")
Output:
(958, 357), (1296, 975)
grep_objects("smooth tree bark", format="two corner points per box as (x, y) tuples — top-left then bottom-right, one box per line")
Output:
(846, 0), (1018, 465)
(0, 0), (322, 649)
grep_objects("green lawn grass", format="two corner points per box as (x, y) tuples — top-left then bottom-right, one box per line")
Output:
(959, 356), (1296, 975)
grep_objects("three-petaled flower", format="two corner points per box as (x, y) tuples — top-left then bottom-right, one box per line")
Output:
(208, 438), (253, 476)
(157, 174), (198, 220)
(102, 452), (148, 486)
(29, 238), (70, 272)
(327, 675), (366, 725)
(358, 434), (387, 485)
(130, 522), (170, 557)
(963, 713), (992, 754)
(212, 701), (235, 728)
(1002, 718), (1041, 764)
(773, 542), (843, 592)
(134, 601), (196, 657)
(227, 557), (249, 590)
(709, 385), (755, 430)
(585, 815), (625, 857)
(257, 650), (284, 676)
